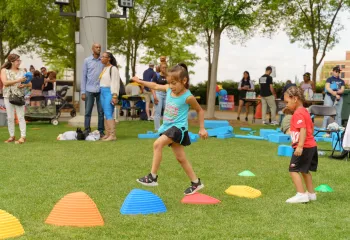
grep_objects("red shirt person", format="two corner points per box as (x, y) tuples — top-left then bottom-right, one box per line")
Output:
(290, 107), (316, 149)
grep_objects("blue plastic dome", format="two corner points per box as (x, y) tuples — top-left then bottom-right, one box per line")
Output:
(120, 189), (167, 215)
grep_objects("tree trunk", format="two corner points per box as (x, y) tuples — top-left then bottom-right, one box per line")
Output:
(125, 39), (131, 84)
(206, 33), (212, 104)
(0, 36), (4, 65)
(312, 50), (318, 83)
(131, 42), (138, 76)
(206, 28), (221, 118)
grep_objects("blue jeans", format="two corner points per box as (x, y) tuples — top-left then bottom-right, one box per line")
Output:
(154, 91), (167, 131)
(100, 87), (114, 120)
(322, 94), (343, 128)
(84, 91), (104, 133)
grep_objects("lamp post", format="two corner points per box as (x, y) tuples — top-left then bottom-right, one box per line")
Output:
(55, 0), (133, 116)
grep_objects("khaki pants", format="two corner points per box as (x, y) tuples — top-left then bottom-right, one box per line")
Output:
(261, 95), (276, 122)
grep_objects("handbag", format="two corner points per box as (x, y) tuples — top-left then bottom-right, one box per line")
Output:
(9, 89), (25, 106)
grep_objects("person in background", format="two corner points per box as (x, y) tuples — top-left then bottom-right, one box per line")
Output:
(281, 80), (296, 101)
(81, 43), (105, 136)
(259, 66), (278, 125)
(300, 72), (315, 92)
(152, 63), (168, 131)
(99, 52), (120, 141)
(43, 71), (57, 96)
(29, 65), (35, 74)
(41, 67), (48, 78)
(30, 70), (45, 107)
(237, 71), (254, 122)
(1, 54), (32, 144)
(142, 62), (155, 120)
(322, 66), (345, 128)
(300, 72), (315, 100)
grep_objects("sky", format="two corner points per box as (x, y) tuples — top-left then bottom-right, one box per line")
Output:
(20, 12), (350, 86)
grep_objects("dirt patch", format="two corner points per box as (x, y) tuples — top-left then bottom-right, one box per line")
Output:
(189, 118), (252, 128)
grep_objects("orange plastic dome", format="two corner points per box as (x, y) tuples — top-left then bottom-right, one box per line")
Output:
(45, 192), (104, 227)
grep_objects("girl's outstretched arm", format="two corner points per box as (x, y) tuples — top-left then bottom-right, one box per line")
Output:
(131, 76), (168, 92)
(186, 95), (208, 139)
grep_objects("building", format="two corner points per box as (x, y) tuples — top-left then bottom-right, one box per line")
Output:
(320, 51), (350, 84)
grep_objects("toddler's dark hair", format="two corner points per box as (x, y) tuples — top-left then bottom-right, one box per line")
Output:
(285, 86), (305, 103)
(167, 63), (190, 89)
(76, 128), (86, 140)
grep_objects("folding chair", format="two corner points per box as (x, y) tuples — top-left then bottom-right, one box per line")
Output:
(309, 105), (342, 157)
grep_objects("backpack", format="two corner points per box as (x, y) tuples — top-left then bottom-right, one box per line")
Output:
(109, 66), (126, 99)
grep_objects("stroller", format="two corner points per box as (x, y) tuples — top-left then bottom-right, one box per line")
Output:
(55, 85), (76, 118)
(25, 85), (76, 125)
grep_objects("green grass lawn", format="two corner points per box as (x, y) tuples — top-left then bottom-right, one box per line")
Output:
(0, 121), (349, 240)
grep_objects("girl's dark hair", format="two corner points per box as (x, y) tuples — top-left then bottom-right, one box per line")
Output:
(241, 71), (250, 83)
(106, 52), (117, 67)
(168, 63), (189, 89)
(33, 70), (41, 78)
(285, 86), (305, 103)
(1, 54), (20, 70)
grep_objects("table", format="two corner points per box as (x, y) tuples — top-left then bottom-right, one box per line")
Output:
(243, 98), (324, 124)
(121, 95), (145, 120)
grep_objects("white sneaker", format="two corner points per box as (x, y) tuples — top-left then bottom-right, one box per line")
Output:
(307, 192), (317, 201)
(286, 193), (309, 203)
(270, 121), (279, 126)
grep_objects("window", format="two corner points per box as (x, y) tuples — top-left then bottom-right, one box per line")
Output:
(341, 72), (345, 78)
(341, 65), (345, 69)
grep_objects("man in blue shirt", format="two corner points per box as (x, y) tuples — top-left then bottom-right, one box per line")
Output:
(142, 62), (155, 120)
(81, 43), (105, 135)
(323, 66), (345, 128)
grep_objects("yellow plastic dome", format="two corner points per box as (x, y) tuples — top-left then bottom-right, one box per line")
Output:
(0, 210), (25, 239)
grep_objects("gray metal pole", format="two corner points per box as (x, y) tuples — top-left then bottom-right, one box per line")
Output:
(75, 0), (107, 115)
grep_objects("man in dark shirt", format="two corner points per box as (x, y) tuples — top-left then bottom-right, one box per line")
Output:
(259, 66), (277, 125)
(142, 62), (155, 120)
(322, 66), (345, 128)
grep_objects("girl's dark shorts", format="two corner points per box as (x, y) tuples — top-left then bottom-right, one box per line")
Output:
(289, 146), (318, 173)
(160, 126), (191, 147)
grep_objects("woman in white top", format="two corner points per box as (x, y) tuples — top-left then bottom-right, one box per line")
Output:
(1, 54), (32, 144)
(300, 72), (315, 94)
(99, 52), (120, 141)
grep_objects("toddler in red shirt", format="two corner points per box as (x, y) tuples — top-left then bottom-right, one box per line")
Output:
(284, 86), (318, 204)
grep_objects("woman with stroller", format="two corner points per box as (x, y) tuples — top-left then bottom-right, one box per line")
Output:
(1, 54), (32, 144)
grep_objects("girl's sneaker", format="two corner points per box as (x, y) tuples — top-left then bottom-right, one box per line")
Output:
(308, 192), (317, 201)
(136, 173), (158, 186)
(286, 192), (309, 203)
(184, 179), (204, 195)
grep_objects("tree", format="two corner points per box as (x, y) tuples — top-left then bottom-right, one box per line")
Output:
(108, 0), (199, 82)
(0, 0), (54, 64)
(185, 0), (260, 118)
(263, 0), (348, 83)
(36, 1), (79, 77)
